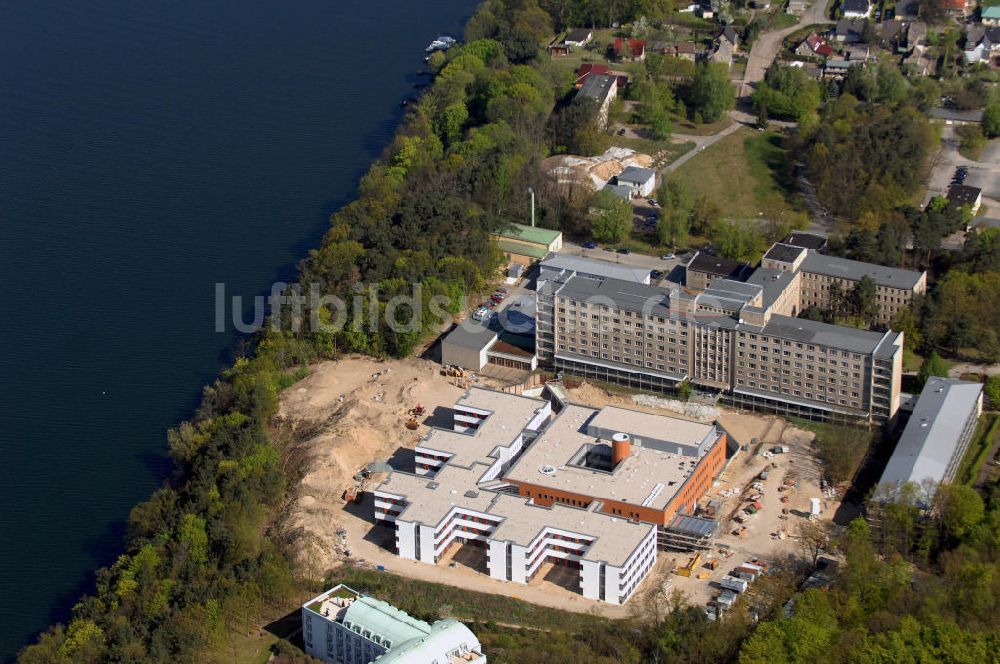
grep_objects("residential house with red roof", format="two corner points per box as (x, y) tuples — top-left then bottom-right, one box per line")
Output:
(575, 64), (629, 90)
(613, 38), (646, 62)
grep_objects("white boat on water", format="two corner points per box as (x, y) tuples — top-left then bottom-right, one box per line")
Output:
(425, 35), (457, 52)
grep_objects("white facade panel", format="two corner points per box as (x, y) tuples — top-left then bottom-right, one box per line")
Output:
(580, 560), (601, 601)
(395, 520), (417, 560)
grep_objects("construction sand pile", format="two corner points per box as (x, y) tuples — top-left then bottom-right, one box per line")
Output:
(543, 146), (655, 191)
(275, 356), (465, 571)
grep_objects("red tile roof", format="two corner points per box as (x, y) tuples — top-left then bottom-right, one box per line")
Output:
(804, 32), (834, 57)
(613, 38), (646, 57)
(575, 64), (628, 89)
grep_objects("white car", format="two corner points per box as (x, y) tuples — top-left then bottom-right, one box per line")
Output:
(661, 253), (675, 260)
(472, 307), (490, 322)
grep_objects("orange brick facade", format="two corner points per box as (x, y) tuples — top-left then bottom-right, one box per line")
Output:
(511, 433), (727, 527)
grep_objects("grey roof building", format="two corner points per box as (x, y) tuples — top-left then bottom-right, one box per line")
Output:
(750, 314), (898, 356)
(783, 231), (828, 251)
(603, 182), (634, 200)
(543, 271), (904, 423)
(685, 251), (753, 289)
(539, 252), (652, 285)
(617, 165), (656, 186)
(763, 242), (808, 265)
(800, 252), (925, 291)
(841, 0), (871, 15)
(877, 378), (983, 502)
(947, 184), (982, 209)
(564, 28), (593, 44)
(577, 73), (616, 103)
(929, 107), (983, 123)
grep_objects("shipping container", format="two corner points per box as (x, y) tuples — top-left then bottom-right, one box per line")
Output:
(720, 576), (748, 593)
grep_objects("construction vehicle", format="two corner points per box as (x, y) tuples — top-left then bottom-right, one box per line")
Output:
(342, 486), (360, 503)
(441, 365), (466, 378)
(410, 404), (426, 417)
(675, 552), (702, 577)
(404, 417), (419, 430)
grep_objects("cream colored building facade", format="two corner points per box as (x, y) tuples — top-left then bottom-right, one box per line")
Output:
(540, 248), (909, 424)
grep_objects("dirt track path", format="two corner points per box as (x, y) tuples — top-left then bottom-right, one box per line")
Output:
(737, 1), (833, 95)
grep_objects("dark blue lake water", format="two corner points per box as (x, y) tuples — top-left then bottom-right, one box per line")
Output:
(0, 1), (471, 658)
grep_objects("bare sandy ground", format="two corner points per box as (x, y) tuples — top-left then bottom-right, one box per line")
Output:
(276, 367), (838, 615)
(276, 356), (467, 570)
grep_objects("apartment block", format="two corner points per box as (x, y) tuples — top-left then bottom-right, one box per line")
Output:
(373, 388), (728, 604)
(761, 243), (927, 324)
(542, 268), (903, 424)
(302, 584), (485, 664)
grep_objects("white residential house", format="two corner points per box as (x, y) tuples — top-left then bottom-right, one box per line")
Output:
(841, 0), (872, 18)
(615, 166), (656, 197)
(964, 26), (1000, 63)
(564, 28), (593, 46)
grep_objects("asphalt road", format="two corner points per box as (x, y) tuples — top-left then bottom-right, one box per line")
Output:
(739, 0), (834, 95)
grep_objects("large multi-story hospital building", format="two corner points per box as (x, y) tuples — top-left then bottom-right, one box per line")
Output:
(535, 240), (919, 424)
(373, 388), (728, 605)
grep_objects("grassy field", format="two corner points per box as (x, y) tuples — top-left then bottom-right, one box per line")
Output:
(903, 348), (924, 373)
(956, 412), (1000, 486)
(328, 567), (621, 630)
(789, 418), (876, 485)
(670, 112), (733, 136)
(769, 12), (801, 31)
(546, 28), (646, 77)
(669, 127), (802, 220)
(209, 566), (639, 663)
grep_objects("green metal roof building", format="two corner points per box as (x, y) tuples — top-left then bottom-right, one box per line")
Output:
(495, 223), (562, 266)
(302, 584), (486, 664)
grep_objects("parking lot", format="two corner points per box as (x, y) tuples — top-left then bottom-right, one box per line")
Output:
(927, 125), (1000, 213)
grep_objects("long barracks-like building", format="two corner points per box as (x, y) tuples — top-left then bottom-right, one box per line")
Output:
(537, 250), (906, 424)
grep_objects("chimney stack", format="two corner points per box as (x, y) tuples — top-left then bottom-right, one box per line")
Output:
(611, 432), (631, 466)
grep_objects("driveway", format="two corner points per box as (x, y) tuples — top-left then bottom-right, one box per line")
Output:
(664, 122), (743, 173)
(739, 1), (834, 95)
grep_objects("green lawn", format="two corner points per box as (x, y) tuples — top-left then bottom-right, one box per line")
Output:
(547, 28), (646, 78)
(669, 127), (802, 221)
(956, 413), (1000, 486)
(903, 348), (924, 373)
(669, 112), (734, 136)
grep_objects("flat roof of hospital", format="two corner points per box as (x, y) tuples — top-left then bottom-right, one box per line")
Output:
(488, 494), (655, 564)
(588, 405), (716, 448)
(376, 466), (654, 566)
(415, 388), (549, 469)
(506, 404), (720, 512)
(377, 463), (498, 526)
(540, 252), (651, 284)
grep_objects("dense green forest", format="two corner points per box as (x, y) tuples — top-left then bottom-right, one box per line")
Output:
(18, 1), (1000, 662)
